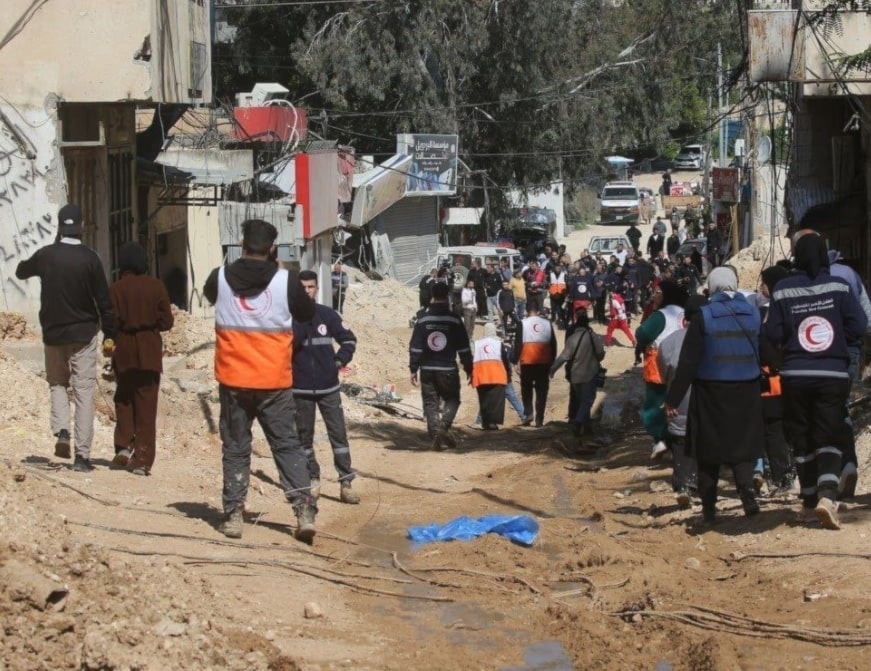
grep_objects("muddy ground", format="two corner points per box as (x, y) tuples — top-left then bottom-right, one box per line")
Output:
(1, 192), (870, 670)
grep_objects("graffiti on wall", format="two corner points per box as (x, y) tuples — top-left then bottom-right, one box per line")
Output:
(0, 106), (56, 311)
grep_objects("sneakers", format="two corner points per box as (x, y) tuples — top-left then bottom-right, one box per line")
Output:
(54, 430), (71, 459)
(309, 478), (321, 498)
(295, 504), (317, 542)
(650, 441), (668, 461)
(340, 481), (361, 505)
(521, 415), (533, 427)
(113, 448), (132, 468)
(739, 490), (760, 517)
(796, 506), (817, 524)
(814, 497), (840, 530)
(71, 456), (94, 473)
(839, 463), (858, 500)
(127, 467), (149, 476)
(220, 508), (244, 539)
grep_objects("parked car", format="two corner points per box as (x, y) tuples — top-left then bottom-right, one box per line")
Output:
(674, 144), (706, 170)
(598, 181), (641, 225)
(588, 234), (633, 260)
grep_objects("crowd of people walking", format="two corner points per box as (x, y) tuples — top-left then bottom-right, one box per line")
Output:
(16, 203), (870, 543)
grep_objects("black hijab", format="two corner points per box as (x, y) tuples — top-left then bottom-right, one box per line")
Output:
(793, 234), (829, 279)
(118, 241), (149, 275)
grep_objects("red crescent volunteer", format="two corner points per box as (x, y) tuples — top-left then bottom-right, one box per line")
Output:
(215, 267), (294, 389)
(472, 335), (509, 387)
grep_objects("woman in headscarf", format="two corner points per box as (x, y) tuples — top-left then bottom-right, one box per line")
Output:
(108, 242), (174, 475)
(551, 311), (605, 447)
(665, 267), (764, 525)
(635, 280), (688, 460)
(471, 322), (511, 430)
(765, 233), (867, 529)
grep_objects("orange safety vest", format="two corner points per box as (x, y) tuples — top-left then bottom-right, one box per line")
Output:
(472, 337), (508, 387)
(519, 316), (554, 365)
(643, 305), (685, 384)
(214, 267), (294, 389)
(548, 271), (567, 297)
(761, 366), (782, 397)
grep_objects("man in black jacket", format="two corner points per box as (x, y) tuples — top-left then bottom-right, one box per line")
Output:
(15, 204), (114, 472)
(292, 270), (360, 505)
(409, 282), (473, 449)
(706, 222), (722, 268)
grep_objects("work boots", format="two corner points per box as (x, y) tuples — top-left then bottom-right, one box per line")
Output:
(295, 504), (317, 543)
(54, 430), (71, 459)
(220, 508), (244, 539)
(340, 481), (361, 505)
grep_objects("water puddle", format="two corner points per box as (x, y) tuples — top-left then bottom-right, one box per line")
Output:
(501, 640), (575, 671)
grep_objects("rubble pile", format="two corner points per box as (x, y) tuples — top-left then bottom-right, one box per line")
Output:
(729, 234), (789, 291)
(0, 463), (298, 671)
(0, 312), (33, 341)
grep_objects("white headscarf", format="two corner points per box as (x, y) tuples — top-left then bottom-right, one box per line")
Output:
(483, 322), (498, 338)
(707, 267), (737, 295)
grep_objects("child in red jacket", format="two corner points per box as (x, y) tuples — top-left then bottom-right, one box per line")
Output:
(605, 292), (637, 347)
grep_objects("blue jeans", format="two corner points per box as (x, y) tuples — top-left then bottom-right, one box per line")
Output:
(571, 379), (598, 426)
(486, 295), (499, 320)
(515, 299), (526, 320)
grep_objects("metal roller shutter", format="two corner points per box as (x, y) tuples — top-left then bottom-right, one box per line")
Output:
(376, 197), (439, 284)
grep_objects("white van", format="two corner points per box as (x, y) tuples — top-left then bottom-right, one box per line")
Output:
(598, 181), (641, 226)
(433, 245), (522, 292)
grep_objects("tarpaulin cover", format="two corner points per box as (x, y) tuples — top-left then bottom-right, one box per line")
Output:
(407, 514), (539, 546)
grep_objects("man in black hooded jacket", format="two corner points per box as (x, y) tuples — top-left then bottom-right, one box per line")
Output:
(203, 220), (316, 542)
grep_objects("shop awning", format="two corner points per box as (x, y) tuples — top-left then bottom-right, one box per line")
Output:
(349, 154), (411, 228)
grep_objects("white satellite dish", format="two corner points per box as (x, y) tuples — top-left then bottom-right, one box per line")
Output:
(757, 136), (772, 165)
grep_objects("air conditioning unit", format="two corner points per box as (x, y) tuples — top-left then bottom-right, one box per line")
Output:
(251, 83), (289, 106)
(235, 92), (254, 108)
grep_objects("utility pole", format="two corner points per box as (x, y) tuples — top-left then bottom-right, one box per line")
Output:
(717, 42), (726, 166)
(703, 92), (713, 199)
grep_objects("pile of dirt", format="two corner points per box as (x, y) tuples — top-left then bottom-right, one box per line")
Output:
(343, 269), (421, 332)
(0, 312), (34, 340)
(0, 462), (298, 671)
(728, 234), (789, 291)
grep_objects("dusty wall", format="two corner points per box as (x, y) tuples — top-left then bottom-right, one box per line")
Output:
(0, 100), (64, 318)
(187, 197), (222, 318)
(0, 0), (211, 104)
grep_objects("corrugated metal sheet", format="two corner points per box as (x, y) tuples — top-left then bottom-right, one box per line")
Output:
(748, 10), (804, 82)
(375, 198), (439, 284)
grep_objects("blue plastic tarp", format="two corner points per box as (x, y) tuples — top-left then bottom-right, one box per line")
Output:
(407, 514), (539, 547)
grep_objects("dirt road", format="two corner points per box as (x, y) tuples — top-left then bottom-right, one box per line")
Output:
(1, 203), (870, 669)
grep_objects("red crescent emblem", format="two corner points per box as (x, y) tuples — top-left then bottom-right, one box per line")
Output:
(239, 297), (255, 311)
(482, 343), (492, 354)
(532, 323), (542, 333)
(797, 316), (834, 352)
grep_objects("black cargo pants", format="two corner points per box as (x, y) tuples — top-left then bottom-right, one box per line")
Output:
(294, 390), (355, 483)
(219, 385), (315, 515)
